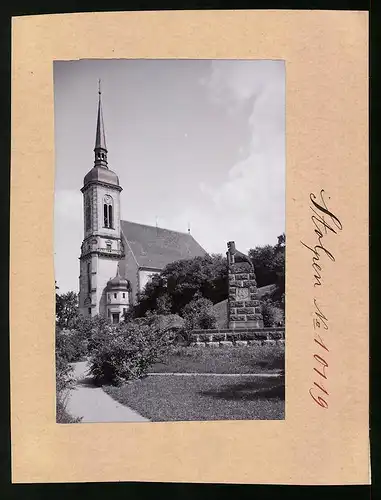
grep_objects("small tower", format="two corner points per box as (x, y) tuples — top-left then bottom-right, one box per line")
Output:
(105, 264), (130, 323)
(79, 81), (124, 317)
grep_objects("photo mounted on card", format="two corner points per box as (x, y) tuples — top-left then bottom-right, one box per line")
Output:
(10, 9), (369, 485)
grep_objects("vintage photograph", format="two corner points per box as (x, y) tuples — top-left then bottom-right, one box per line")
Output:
(54, 59), (285, 423)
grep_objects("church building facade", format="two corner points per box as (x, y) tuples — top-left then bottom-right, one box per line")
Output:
(79, 87), (207, 323)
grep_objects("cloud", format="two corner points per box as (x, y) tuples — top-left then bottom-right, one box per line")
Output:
(193, 60), (285, 252)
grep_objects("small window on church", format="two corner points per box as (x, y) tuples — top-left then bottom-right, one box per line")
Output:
(114, 293), (117, 299)
(122, 293), (125, 299)
(88, 308), (91, 316)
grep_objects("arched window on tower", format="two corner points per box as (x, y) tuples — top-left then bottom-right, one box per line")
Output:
(103, 195), (114, 229)
(108, 205), (113, 228)
(85, 194), (91, 231)
(103, 204), (108, 227)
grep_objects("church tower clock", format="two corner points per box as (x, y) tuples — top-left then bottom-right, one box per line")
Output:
(79, 82), (124, 317)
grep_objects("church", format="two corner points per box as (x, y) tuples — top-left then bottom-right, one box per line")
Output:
(79, 87), (207, 323)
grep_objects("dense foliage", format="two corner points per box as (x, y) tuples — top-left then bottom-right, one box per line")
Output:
(88, 313), (176, 385)
(182, 294), (217, 331)
(249, 233), (285, 306)
(55, 327), (88, 363)
(134, 254), (228, 317)
(55, 328), (82, 423)
(56, 290), (80, 330)
(261, 299), (284, 327)
(132, 234), (286, 321)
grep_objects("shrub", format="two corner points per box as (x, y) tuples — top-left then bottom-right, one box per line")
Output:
(55, 351), (82, 423)
(182, 295), (217, 331)
(261, 299), (284, 327)
(88, 314), (174, 385)
(56, 328), (87, 363)
(74, 314), (114, 355)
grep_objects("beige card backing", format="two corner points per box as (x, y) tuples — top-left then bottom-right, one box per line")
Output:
(10, 10), (369, 485)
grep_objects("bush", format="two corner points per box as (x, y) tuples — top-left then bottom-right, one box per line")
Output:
(182, 295), (217, 331)
(55, 351), (82, 423)
(56, 328), (87, 363)
(261, 299), (284, 327)
(89, 314), (174, 386)
(73, 314), (114, 356)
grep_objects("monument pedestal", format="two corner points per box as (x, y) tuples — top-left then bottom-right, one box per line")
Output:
(226, 242), (264, 330)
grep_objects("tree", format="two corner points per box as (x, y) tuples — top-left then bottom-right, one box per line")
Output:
(156, 293), (172, 315)
(135, 254), (228, 317)
(249, 233), (285, 306)
(133, 236), (286, 318)
(56, 291), (79, 329)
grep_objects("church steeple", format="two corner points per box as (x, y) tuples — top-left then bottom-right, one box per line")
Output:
(94, 79), (108, 168)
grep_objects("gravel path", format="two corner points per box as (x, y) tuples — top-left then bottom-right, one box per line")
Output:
(65, 361), (149, 423)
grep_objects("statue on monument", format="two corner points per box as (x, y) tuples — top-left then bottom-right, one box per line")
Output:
(226, 241), (254, 271)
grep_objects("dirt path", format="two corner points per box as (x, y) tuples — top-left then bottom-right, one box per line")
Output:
(66, 361), (149, 423)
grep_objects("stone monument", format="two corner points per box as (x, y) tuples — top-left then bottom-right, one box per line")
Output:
(226, 241), (264, 329)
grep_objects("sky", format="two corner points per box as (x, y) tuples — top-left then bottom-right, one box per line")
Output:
(54, 59), (285, 293)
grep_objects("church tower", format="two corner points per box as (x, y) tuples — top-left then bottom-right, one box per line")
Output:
(79, 82), (125, 317)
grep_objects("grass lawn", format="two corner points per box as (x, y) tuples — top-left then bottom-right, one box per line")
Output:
(149, 345), (284, 375)
(104, 374), (285, 421)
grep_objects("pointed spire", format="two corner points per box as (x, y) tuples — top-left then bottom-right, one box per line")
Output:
(94, 79), (108, 168)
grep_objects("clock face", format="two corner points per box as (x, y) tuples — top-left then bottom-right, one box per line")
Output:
(235, 287), (249, 300)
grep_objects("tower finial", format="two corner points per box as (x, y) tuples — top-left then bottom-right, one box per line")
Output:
(94, 80), (108, 168)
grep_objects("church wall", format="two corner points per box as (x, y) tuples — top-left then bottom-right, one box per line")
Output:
(79, 255), (98, 316)
(83, 185), (95, 238)
(95, 256), (119, 316)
